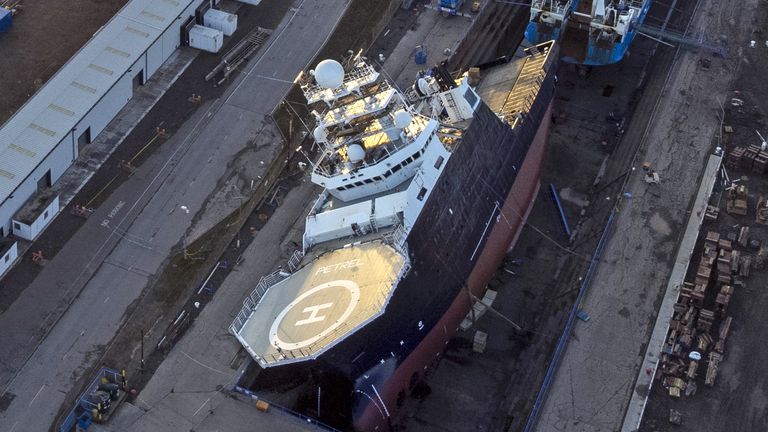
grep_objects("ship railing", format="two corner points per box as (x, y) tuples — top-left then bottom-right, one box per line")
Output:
(383, 224), (408, 255)
(302, 62), (379, 105)
(313, 133), (423, 182)
(531, 0), (571, 15)
(307, 190), (330, 217)
(230, 270), (285, 335)
(287, 249), (304, 273)
(262, 274), (403, 365)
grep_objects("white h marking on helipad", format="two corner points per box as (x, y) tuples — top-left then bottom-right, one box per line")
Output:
(295, 303), (333, 326)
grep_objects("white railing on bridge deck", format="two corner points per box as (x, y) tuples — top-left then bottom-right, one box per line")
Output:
(229, 250), (305, 336)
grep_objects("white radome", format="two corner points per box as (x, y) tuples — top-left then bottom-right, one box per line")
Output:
(393, 110), (413, 129)
(347, 144), (366, 163)
(313, 126), (328, 143)
(314, 59), (345, 89)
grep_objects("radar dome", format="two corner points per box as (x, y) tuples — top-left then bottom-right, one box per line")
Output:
(347, 144), (366, 163)
(313, 126), (328, 143)
(393, 110), (413, 129)
(314, 59), (344, 89)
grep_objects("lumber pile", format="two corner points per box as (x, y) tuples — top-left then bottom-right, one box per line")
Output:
(726, 146), (744, 169)
(757, 196), (768, 224)
(705, 352), (723, 386)
(660, 228), (750, 401)
(726, 185), (748, 215)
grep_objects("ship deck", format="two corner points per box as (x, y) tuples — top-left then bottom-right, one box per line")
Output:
(235, 239), (408, 367)
(475, 41), (556, 125)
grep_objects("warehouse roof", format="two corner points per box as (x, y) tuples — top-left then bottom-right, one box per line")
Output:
(0, 0), (197, 202)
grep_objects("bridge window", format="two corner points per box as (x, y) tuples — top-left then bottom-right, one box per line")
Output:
(417, 187), (427, 201)
(464, 87), (478, 107)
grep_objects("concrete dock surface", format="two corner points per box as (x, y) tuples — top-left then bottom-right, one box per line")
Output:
(532, 0), (759, 429)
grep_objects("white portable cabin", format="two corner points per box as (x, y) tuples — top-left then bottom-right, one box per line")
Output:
(0, 239), (18, 277)
(11, 191), (59, 241)
(203, 8), (237, 36)
(189, 25), (224, 53)
(0, 0), (209, 239)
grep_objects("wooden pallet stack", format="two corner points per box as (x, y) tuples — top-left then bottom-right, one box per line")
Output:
(726, 185), (749, 215)
(754, 149), (768, 174)
(726, 146), (745, 169)
(741, 145), (760, 170)
(660, 229), (748, 398)
(715, 285), (733, 317)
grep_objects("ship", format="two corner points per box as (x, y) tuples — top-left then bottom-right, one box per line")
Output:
(229, 40), (558, 431)
(525, 0), (651, 65)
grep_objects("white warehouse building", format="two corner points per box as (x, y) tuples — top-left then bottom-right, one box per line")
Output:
(0, 0), (209, 254)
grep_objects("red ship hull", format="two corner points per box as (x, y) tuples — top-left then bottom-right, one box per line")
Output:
(356, 102), (553, 431)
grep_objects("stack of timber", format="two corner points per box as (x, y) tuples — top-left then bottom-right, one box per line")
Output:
(660, 228), (748, 399)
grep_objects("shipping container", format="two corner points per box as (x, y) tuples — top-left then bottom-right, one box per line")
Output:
(203, 9), (237, 36)
(0, 8), (12, 33)
(189, 25), (223, 53)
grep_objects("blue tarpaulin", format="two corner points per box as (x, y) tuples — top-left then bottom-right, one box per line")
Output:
(0, 8), (12, 33)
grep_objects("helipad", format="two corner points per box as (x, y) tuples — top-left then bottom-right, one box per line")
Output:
(235, 240), (408, 367)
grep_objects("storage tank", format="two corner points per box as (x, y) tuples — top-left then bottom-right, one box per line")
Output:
(203, 9), (237, 36)
(189, 25), (223, 53)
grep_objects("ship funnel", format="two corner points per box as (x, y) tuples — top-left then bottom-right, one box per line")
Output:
(314, 59), (345, 89)
(347, 144), (366, 163)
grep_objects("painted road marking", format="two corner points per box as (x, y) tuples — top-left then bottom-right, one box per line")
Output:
(29, 384), (45, 406)
(193, 397), (210, 417)
(101, 200), (126, 228)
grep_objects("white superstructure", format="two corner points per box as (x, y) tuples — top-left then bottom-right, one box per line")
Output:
(299, 54), (477, 249)
(231, 53), (481, 365)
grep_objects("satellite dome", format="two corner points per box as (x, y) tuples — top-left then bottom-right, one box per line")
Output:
(314, 59), (344, 89)
(393, 110), (413, 129)
(347, 144), (366, 163)
(313, 126), (328, 143)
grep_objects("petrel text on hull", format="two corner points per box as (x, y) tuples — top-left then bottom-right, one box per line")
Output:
(526, 0), (651, 65)
(230, 41), (558, 431)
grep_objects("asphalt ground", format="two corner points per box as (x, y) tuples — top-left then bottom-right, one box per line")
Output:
(532, 0), (761, 429)
(640, 4), (768, 427)
(2, 2), (344, 428)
